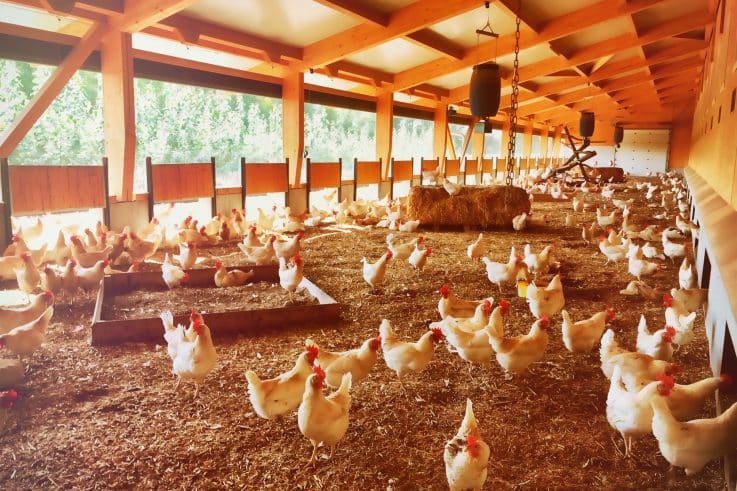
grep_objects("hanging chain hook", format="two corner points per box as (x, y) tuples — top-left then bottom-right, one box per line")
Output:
(505, 0), (521, 189)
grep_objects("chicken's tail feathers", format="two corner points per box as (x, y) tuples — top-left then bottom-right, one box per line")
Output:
(160, 310), (174, 331)
(338, 372), (352, 394)
(244, 370), (261, 388)
(601, 329), (616, 351)
(458, 399), (479, 438)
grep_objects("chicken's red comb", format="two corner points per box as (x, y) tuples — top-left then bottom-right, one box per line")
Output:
(663, 293), (673, 306)
(42, 290), (53, 298)
(656, 373), (675, 388)
(439, 284), (450, 296)
(665, 326), (676, 337)
(425, 247), (432, 256)
(305, 344), (319, 358)
(312, 364), (326, 379)
(231, 208), (237, 213)
(482, 299), (492, 310)
(539, 316), (550, 328)
(431, 327), (444, 340)
(385, 249), (393, 259)
(0, 389), (18, 409)
(68, 259), (77, 266)
(466, 435), (480, 457)
(720, 373), (734, 387)
(190, 308), (200, 321)
(214, 260), (223, 269)
(499, 300), (510, 314)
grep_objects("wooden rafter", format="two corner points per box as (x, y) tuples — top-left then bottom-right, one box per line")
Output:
(111, 0), (200, 33)
(391, 0), (661, 93)
(312, 0), (389, 26)
(297, 0), (479, 70)
(404, 30), (465, 60)
(0, 22), (108, 158)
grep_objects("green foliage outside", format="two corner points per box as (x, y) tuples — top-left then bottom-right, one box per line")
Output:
(1, 58), (442, 191)
(0, 59), (104, 165)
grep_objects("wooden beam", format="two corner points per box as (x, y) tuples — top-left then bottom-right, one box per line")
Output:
(282, 72), (305, 188)
(156, 14), (303, 62)
(447, 10), (714, 104)
(0, 22), (108, 158)
(404, 30), (465, 60)
(112, 0), (200, 33)
(391, 0), (661, 93)
(433, 103), (449, 159)
(376, 92), (393, 179)
(298, 0), (479, 70)
(312, 0), (389, 26)
(101, 30), (135, 201)
(590, 54), (614, 74)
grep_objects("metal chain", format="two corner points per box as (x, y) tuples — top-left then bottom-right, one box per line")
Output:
(505, 3), (521, 188)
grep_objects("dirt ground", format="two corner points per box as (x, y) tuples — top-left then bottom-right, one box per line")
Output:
(0, 181), (727, 490)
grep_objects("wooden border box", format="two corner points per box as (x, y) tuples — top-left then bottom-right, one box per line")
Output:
(91, 265), (339, 346)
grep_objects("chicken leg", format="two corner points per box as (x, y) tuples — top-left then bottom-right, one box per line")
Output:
(307, 439), (319, 465)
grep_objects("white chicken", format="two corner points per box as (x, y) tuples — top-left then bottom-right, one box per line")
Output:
(525, 274), (565, 319)
(444, 399), (490, 491)
(279, 255), (304, 301)
(297, 367), (352, 464)
(661, 234), (686, 262)
(245, 345), (318, 419)
(239, 235), (277, 265)
(75, 259), (108, 291)
(0, 306), (54, 368)
(0, 291), (54, 335)
(162, 253), (188, 289)
(560, 308), (615, 353)
(171, 318), (217, 398)
(273, 232), (303, 260)
(214, 260), (254, 287)
(626, 246), (660, 280)
(488, 316), (550, 377)
(379, 319), (443, 389)
(408, 245), (431, 273)
(481, 249), (527, 292)
(437, 284), (488, 319)
(511, 212), (528, 231)
(174, 242), (198, 270)
(466, 233), (485, 260)
(678, 257), (698, 289)
(307, 336), (380, 388)
(14, 252), (40, 293)
(386, 233), (424, 261)
(635, 316), (675, 361)
(362, 249), (392, 291)
(600, 329), (678, 391)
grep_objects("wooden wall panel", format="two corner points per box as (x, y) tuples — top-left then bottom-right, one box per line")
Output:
(392, 160), (413, 182)
(445, 158), (461, 178)
(308, 162), (341, 189)
(151, 163), (214, 202)
(669, 117), (693, 169)
(9, 165), (106, 214)
(244, 163), (288, 195)
(355, 161), (381, 185)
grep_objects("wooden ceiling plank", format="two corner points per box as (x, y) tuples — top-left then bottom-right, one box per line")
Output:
(157, 14), (303, 62)
(392, 0), (661, 93)
(312, 0), (389, 26)
(404, 29), (465, 60)
(0, 22), (108, 157)
(298, 0), (479, 70)
(112, 0), (200, 33)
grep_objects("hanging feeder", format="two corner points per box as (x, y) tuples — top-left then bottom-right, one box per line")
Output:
(613, 125), (624, 146)
(579, 111), (595, 138)
(470, 63), (501, 118)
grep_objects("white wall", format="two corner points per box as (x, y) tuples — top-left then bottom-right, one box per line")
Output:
(616, 129), (670, 176)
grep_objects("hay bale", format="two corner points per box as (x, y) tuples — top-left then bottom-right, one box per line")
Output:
(407, 185), (531, 228)
(590, 167), (625, 183)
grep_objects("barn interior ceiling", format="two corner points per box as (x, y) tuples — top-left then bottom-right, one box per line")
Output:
(0, 0), (717, 128)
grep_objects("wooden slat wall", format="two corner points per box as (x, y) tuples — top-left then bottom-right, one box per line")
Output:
(9, 165), (106, 214)
(481, 158), (494, 175)
(421, 157), (439, 172)
(244, 163), (289, 195)
(151, 163), (214, 203)
(445, 158), (461, 178)
(308, 161), (341, 189)
(355, 160), (381, 185)
(391, 159), (413, 182)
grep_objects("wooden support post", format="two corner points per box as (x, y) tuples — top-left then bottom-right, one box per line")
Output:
(145, 156), (154, 222)
(523, 123), (533, 159)
(240, 157), (246, 210)
(540, 126), (549, 162)
(376, 92), (393, 179)
(433, 103), (448, 160)
(472, 124), (485, 161)
(552, 126), (562, 159)
(0, 22), (108, 158)
(305, 158), (312, 211)
(500, 118), (511, 158)
(446, 125), (457, 161)
(461, 118), (475, 158)
(102, 30), (136, 201)
(282, 72), (304, 188)
(210, 156), (217, 217)
(0, 158), (12, 248)
(101, 157), (111, 228)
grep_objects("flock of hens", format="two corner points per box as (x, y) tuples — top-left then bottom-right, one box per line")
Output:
(0, 168), (734, 490)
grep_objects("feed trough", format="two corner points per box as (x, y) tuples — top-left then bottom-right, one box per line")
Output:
(91, 264), (339, 345)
